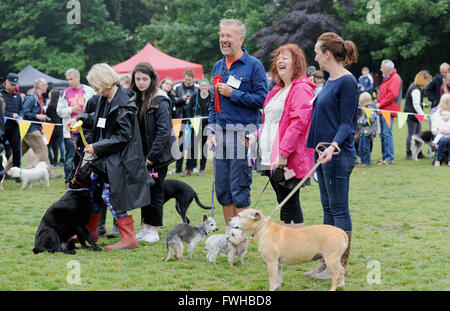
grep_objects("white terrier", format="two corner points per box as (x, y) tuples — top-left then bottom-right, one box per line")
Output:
(8, 161), (50, 190)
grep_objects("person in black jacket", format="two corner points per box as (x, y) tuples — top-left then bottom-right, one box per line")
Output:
(185, 78), (211, 176)
(131, 62), (177, 244)
(46, 89), (64, 166)
(160, 77), (182, 119)
(67, 63), (152, 251)
(425, 62), (449, 129)
(0, 73), (23, 173)
(173, 69), (199, 175)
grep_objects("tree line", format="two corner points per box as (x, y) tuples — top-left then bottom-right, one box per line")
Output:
(1, 0), (448, 87)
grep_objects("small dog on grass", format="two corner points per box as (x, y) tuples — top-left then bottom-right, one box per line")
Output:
(163, 215), (218, 262)
(411, 130), (435, 161)
(33, 163), (101, 255)
(163, 179), (211, 224)
(203, 228), (248, 266)
(8, 161), (49, 190)
(230, 209), (348, 291)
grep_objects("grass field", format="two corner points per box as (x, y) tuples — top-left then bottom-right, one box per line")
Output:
(0, 117), (449, 291)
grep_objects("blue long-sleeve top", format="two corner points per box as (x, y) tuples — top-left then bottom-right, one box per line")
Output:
(208, 48), (267, 133)
(306, 74), (359, 157)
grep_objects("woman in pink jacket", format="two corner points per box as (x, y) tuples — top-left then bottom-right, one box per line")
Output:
(252, 43), (315, 228)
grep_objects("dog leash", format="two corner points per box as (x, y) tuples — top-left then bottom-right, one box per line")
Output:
(210, 145), (216, 218)
(70, 120), (88, 160)
(252, 142), (341, 237)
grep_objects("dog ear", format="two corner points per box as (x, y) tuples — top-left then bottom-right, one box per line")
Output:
(203, 215), (208, 222)
(252, 212), (261, 220)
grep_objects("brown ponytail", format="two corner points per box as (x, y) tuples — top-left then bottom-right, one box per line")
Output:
(318, 32), (358, 66)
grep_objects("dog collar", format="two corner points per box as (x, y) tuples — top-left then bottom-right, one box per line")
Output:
(199, 224), (208, 236)
(252, 216), (271, 238)
(68, 187), (89, 192)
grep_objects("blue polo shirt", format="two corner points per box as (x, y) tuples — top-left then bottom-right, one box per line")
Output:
(306, 74), (359, 157)
(208, 48), (267, 132)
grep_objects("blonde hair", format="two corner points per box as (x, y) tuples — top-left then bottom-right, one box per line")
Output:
(438, 93), (450, 112)
(414, 70), (432, 90)
(443, 72), (450, 94)
(86, 63), (119, 93)
(359, 91), (372, 105)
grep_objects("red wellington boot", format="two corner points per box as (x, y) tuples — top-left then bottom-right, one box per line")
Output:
(72, 212), (101, 243)
(105, 216), (138, 251)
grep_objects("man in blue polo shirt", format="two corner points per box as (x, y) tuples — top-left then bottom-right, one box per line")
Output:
(207, 19), (268, 235)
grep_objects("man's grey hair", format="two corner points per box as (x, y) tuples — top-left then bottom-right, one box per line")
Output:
(33, 78), (47, 89)
(440, 62), (449, 69)
(381, 60), (395, 69)
(65, 68), (80, 78)
(220, 18), (246, 38)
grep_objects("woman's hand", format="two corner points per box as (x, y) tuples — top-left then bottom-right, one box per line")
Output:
(146, 159), (153, 166)
(275, 155), (288, 169)
(65, 118), (78, 130)
(84, 144), (95, 155)
(318, 144), (337, 163)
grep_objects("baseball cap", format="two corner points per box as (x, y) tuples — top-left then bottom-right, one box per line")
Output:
(7, 73), (19, 84)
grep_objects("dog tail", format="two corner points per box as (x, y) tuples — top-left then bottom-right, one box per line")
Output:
(194, 192), (211, 210)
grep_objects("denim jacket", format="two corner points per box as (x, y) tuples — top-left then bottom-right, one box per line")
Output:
(208, 48), (267, 133)
(23, 92), (44, 133)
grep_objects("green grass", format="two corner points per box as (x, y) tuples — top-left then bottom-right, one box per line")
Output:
(0, 118), (449, 291)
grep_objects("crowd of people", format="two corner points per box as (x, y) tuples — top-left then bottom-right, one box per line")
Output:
(0, 18), (448, 281)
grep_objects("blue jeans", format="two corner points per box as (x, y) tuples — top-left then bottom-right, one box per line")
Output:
(435, 136), (450, 163)
(64, 138), (75, 182)
(379, 114), (394, 161)
(358, 135), (372, 165)
(315, 153), (354, 231)
(215, 131), (252, 208)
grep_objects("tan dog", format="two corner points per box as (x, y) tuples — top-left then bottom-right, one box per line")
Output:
(229, 209), (348, 291)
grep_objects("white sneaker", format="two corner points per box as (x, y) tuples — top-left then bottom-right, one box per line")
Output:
(192, 168), (198, 173)
(136, 228), (152, 240)
(168, 169), (177, 175)
(140, 230), (160, 243)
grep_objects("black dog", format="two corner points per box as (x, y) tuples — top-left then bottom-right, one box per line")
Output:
(411, 130), (436, 161)
(33, 164), (102, 254)
(163, 179), (211, 224)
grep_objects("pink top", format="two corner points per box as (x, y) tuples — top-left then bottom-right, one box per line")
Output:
(258, 76), (316, 179)
(65, 87), (85, 133)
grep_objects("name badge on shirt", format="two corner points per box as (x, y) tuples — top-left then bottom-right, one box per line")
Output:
(97, 118), (106, 128)
(226, 75), (241, 89)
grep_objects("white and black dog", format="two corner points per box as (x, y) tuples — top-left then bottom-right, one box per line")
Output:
(0, 153), (6, 191)
(411, 130), (436, 161)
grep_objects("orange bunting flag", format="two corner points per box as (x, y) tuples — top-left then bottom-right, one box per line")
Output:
(18, 120), (31, 140)
(415, 114), (425, 123)
(397, 112), (408, 129)
(172, 119), (182, 139)
(363, 107), (373, 124)
(42, 123), (55, 145)
(381, 111), (392, 128)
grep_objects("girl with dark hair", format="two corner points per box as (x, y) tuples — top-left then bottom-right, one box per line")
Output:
(131, 62), (176, 243)
(305, 32), (359, 280)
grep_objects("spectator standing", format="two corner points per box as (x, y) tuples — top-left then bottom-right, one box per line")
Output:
(305, 32), (359, 280)
(1, 73), (23, 180)
(376, 60), (402, 165)
(45, 89), (63, 166)
(311, 70), (325, 95)
(404, 70), (432, 160)
(425, 62), (449, 128)
(206, 19), (268, 235)
(358, 66), (374, 95)
(356, 92), (377, 167)
(432, 94), (450, 166)
(57, 68), (96, 183)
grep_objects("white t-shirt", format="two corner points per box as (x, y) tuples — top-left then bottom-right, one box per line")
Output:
(259, 85), (292, 168)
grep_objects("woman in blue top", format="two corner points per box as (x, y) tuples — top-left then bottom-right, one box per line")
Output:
(305, 32), (358, 281)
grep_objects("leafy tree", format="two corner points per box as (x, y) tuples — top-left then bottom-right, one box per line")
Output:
(134, 0), (274, 76)
(251, 0), (352, 69)
(0, 0), (129, 80)
(335, 0), (450, 85)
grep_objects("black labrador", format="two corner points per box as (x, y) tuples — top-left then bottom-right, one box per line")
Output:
(33, 163), (102, 254)
(163, 179), (211, 224)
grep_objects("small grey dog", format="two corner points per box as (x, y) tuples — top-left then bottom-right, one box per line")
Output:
(163, 215), (218, 262)
(203, 228), (248, 266)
